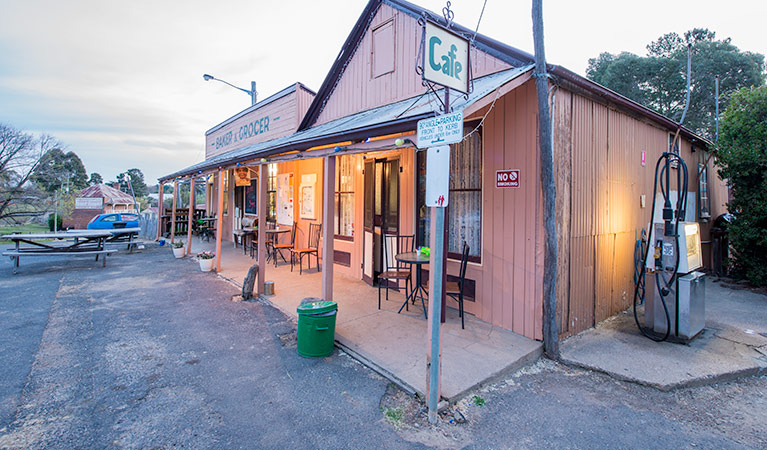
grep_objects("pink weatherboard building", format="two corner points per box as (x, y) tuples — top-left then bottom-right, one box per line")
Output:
(160, 0), (727, 344)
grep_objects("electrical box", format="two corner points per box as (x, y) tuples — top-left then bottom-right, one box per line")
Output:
(645, 221), (702, 274)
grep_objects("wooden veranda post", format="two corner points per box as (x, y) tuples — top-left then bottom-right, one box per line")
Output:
(216, 170), (225, 273)
(532, 0), (559, 358)
(156, 182), (164, 240)
(187, 177), (195, 255)
(257, 164), (267, 294)
(321, 155), (336, 301)
(170, 180), (178, 243)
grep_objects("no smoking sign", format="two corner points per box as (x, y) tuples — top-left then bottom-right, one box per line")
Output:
(496, 169), (520, 188)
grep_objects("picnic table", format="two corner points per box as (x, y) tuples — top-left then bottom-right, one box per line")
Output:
(68, 227), (141, 252)
(1, 230), (117, 273)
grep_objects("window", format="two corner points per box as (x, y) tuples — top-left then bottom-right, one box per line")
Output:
(222, 171), (229, 216)
(371, 20), (395, 78)
(698, 161), (711, 221)
(244, 177), (257, 215)
(668, 134), (680, 154)
(417, 126), (482, 262)
(101, 214), (118, 222)
(267, 163), (277, 222)
(335, 155), (355, 238)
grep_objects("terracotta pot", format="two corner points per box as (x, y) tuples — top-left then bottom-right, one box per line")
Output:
(172, 247), (186, 258)
(199, 258), (215, 272)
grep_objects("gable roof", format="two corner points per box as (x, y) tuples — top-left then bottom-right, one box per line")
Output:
(298, 0), (534, 131)
(297, 0), (709, 148)
(78, 184), (134, 205)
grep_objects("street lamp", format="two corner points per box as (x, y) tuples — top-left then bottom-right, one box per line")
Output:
(203, 74), (257, 105)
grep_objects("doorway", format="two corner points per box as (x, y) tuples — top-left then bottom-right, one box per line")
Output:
(362, 157), (399, 285)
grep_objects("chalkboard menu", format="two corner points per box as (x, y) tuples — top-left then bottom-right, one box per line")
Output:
(244, 178), (257, 214)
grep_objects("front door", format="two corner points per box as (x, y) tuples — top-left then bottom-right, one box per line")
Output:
(362, 158), (399, 285)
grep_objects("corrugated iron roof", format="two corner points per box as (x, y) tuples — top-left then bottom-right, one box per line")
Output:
(78, 184), (134, 204)
(160, 65), (534, 181)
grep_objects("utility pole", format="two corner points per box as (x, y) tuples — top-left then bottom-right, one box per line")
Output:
(532, 0), (559, 358)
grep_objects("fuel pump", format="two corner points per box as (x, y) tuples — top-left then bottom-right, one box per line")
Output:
(633, 150), (706, 343)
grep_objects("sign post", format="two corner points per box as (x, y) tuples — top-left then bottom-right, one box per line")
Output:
(418, 1), (469, 424)
(424, 144), (450, 423)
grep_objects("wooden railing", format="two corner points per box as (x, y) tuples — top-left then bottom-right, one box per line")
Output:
(161, 208), (206, 237)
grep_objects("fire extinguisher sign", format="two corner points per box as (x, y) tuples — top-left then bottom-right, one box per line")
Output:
(496, 169), (520, 188)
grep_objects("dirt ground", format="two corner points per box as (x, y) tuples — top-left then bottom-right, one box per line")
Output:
(378, 358), (767, 449)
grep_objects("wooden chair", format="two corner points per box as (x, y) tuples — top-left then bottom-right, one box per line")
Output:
(290, 223), (322, 274)
(446, 241), (470, 329)
(273, 221), (296, 267)
(378, 234), (414, 310)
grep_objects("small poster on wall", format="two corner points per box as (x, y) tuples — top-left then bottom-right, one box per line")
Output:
(277, 173), (294, 226)
(300, 173), (316, 219)
(234, 167), (251, 186)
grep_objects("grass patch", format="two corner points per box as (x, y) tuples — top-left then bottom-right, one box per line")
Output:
(383, 407), (403, 424)
(0, 224), (49, 236)
(472, 395), (485, 407)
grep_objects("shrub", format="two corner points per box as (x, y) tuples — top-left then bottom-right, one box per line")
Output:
(47, 213), (63, 231)
(715, 86), (767, 285)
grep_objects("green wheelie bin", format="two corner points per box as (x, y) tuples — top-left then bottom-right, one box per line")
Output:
(296, 300), (338, 357)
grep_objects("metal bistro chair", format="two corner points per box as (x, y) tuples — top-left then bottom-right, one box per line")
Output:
(446, 241), (470, 329)
(249, 220), (276, 260)
(272, 221), (296, 267)
(290, 223), (322, 274)
(378, 234), (414, 310)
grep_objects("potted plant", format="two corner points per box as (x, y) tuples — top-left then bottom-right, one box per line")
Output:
(197, 251), (215, 272)
(171, 241), (186, 258)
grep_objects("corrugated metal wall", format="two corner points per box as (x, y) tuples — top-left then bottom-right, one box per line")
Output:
(555, 89), (727, 338)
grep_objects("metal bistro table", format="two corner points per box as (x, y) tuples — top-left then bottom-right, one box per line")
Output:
(198, 217), (216, 242)
(395, 251), (430, 318)
(1, 230), (116, 273)
(266, 228), (290, 265)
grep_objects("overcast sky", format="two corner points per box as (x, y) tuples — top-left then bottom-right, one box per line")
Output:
(1, 0), (764, 184)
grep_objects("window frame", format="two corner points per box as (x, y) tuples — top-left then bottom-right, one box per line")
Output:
(416, 124), (483, 263)
(371, 19), (395, 79)
(334, 155), (355, 241)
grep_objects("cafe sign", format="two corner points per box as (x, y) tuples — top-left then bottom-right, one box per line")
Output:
(422, 21), (470, 94)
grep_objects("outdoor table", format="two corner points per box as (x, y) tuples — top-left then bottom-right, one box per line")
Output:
(1, 230), (116, 273)
(265, 228), (289, 264)
(68, 227), (141, 252)
(395, 251), (430, 318)
(198, 217), (216, 242)
(240, 226), (257, 256)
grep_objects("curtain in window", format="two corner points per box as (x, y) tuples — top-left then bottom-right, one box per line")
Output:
(448, 132), (482, 257)
(417, 128), (482, 260)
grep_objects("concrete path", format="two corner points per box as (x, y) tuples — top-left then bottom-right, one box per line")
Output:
(561, 280), (767, 390)
(205, 240), (542, 402)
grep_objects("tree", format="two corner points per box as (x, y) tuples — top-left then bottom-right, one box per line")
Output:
(116, 168), (147, 198)
(587, 29), (765, 138)
(0, 124), (54, 223)
(715, 86), (767, 285)
(88, 172), (103, 185)
(32, 148), (88, 193)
